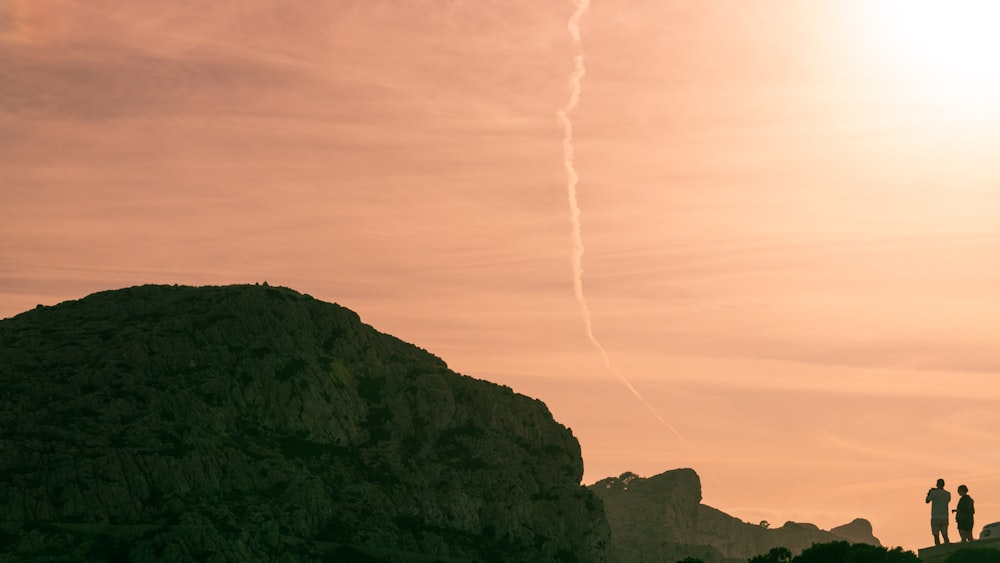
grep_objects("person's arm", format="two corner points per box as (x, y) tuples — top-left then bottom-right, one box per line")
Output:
(926, 489), (934, 503)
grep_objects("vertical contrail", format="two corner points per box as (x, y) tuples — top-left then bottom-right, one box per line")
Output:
(557, 0), (685, 442)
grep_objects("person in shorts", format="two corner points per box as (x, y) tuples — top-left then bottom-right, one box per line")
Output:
(926, 478), (952, 545)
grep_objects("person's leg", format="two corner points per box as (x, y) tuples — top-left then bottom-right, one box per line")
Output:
(932, 518), (950, 545)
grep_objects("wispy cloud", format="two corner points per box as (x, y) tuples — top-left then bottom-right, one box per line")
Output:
(4, 1), (1000, 551)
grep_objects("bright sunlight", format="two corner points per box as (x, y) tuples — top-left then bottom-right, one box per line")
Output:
(862, 0), (1000, 109)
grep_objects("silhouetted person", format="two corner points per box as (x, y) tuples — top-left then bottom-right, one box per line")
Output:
(954, 484), (975, 543)
(926, 478), (951, 545)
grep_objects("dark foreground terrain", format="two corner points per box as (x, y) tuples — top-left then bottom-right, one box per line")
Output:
(0, 284), (609, 562)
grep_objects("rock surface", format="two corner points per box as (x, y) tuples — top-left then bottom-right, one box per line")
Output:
(589, 469), (880, 563)
(0, 284), (609, 562)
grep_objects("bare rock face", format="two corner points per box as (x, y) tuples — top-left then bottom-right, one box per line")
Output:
(590, 469), (880, 563)
(830, 518), (878, 545)
(591, 469), (721, 562)
(0, 284), (609, 562)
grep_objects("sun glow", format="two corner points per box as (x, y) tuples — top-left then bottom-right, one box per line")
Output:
(863, 0), (1000, 107)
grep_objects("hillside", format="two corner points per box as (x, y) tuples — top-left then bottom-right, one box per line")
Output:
(590, 469), (880, 563)
(0, 284), (609, 562)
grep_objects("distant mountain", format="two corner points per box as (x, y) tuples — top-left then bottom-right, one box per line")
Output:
(589, 469), (880, 563)
(0, 284), (609, 562)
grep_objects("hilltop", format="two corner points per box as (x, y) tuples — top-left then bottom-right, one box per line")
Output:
(0, 284), (609, 562)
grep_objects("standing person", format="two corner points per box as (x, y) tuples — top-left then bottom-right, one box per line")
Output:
(955, 484), (975, 543)
(926, 478), (952, 545)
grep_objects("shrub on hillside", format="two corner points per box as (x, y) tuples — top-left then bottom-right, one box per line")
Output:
(749, 541), (918, 563)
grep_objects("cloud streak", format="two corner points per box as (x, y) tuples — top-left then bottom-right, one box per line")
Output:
(557, 0), (684, 442)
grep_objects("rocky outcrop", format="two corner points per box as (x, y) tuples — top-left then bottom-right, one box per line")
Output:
(0, 284), (609, 562)
(830, 518), (878, 545)
(589, 469), (879, 563)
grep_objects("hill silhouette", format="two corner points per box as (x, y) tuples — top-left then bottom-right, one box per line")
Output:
(589, 469), (880, 563)
(0, 284), (609, 562)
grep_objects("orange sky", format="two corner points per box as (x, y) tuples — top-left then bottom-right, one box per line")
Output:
(3, 0), (1000, 552)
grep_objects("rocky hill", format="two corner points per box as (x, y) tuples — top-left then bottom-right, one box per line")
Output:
(589, 469), (880, 563)
(0, 284), (610, 562)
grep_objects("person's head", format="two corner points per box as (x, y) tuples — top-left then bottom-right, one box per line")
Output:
(937, 478), (946, 488)
(958, 485), (968, 495)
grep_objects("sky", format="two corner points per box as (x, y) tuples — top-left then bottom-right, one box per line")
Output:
(3, 0), (1000, 553)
